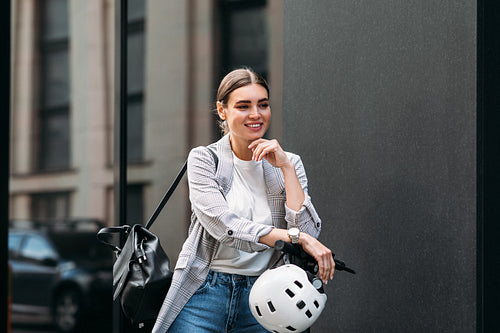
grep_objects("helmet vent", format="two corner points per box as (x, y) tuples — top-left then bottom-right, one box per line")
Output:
(285, 289), (295, 298)
(255, 306), (262, 317)
(286, 326), (297, 331)
(314, 300), (320, 308)
(305, 310), (312, 318)
(294, 280), (303, 288)
(267, 301), (276, 312)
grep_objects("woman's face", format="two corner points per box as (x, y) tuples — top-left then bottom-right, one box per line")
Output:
(218, 83), (271, 144)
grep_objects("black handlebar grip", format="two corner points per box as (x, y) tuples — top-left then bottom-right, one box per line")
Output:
(276, 239), (357, 274)
(274, 239), (301, 256)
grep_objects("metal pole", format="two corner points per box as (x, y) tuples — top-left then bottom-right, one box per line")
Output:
(478, 1), (500, 331)
(1, 2), (11, 331)
(113, 0), (127, 332)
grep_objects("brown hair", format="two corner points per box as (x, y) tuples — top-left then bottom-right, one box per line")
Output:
(216, 67), (270, 135)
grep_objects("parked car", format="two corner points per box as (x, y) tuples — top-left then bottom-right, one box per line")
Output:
(8, 219), (113, 332)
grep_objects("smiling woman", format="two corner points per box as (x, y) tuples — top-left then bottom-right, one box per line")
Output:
(152, 67), (335, 333)
(215, 68), (270, 136)
(217, 82), (271, 161)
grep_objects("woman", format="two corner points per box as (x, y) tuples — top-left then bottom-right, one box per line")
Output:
(153, 68), (335, 333)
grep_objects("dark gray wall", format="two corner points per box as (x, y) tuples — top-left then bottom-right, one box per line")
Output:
(282, 1), (476, 332)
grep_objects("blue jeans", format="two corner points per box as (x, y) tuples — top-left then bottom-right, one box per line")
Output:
(167, 270), (268, 333)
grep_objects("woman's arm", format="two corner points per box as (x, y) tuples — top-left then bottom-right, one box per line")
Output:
(249, 138), (305, 210)
(281, 162), (305, 211)
(250, 138), (334, 283)
(250, 139), (321, 238)
(258, 228), (335, 284)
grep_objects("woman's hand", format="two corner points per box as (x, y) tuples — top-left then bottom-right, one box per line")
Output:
(299, 233), (335, 284)
(259, 229), (335, 284)
(250, 138), (305, 211)
(248, 139), (291, 169)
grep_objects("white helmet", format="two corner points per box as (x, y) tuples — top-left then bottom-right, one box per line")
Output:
(249, 264), (327, 333)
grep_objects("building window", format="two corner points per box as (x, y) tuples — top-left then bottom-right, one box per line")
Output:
(126, 184), (144, 225)
(219, 0), (269, 78)
(31, 192), (70, 220)
(127, 0), (146, 163)
(37, 0), (71, 171)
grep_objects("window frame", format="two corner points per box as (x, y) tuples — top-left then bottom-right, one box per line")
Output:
(36, 0), (71, 172)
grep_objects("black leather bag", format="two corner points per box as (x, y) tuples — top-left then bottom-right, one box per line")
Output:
(97, 161), (187, 327)
(98, 224), (172, 324)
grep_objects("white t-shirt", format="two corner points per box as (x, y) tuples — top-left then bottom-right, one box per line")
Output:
(210, 153), (274, 276)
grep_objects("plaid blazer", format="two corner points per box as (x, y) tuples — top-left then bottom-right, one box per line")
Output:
(152, 134), (322, 332)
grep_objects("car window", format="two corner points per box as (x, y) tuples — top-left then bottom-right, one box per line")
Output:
(20, 234), (58, 261)
(8, 233), (23, 254)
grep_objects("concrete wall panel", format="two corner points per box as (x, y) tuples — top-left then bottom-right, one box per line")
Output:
(283, 1), (476, 331)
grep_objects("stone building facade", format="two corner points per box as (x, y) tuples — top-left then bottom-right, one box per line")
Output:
(10, 0), (283, 259)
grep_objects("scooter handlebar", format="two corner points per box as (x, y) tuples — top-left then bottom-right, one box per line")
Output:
(274, 239), (356, 274)
(274, 239), (301, 256)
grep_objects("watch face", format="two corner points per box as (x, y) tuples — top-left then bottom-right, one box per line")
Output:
(288, 228), (300, 243)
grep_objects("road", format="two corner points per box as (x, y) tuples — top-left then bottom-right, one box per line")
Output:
(12, 323), (56, 333)
(10, 304), (113, 332)
(12, 323), (112, 333)
(10, 316), (112, 333)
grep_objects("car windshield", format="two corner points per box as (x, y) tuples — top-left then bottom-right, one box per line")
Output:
(50, 232), (113, 265)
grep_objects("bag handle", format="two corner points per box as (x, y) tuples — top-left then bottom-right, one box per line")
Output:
(97, 225), (131, 253)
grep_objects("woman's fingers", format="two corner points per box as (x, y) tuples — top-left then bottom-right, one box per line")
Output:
(249, 139), (289, 166)
(318, 248), (334, 284)
(303, 237), (335, 284)
(250, 142), (265, 160)
(250, 139), (275, 160)
(329, 253), (336, 277)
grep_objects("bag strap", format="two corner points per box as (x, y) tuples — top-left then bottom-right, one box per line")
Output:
(145, 160), (187, 229)
(145, 146), (218, 229)
(97, 162), (186, 252)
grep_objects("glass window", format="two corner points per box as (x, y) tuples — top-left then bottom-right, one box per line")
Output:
(128, 0), (146, 22)
(228, 7), (268, 72)
(127, 32), (145, 95)
(127, 0), (146, 163)
(41, 0), (70, 41)
(10, 0), (115, 330)
(8, 233), (23, 254)
(31, 192), (70, 220)
(126, 184), (144, 225)
(20, 235), (58, 261)
(41, 49), (70, 108)
(127, 100), (144, 162)
(220, 0), (269, 78)
(39, 111), (70, 170)
(38, 0), (70, 171)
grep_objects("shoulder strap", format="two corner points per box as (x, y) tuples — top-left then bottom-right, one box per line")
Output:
(145, 160), (187, 229)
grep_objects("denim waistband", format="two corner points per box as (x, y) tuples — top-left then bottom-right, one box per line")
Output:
(207, 270), (259, 288)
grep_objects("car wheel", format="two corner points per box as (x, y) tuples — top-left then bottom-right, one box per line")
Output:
(53, 288), (82, 332)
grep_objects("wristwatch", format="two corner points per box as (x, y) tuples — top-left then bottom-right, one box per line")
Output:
(288, 227), (300, 244)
